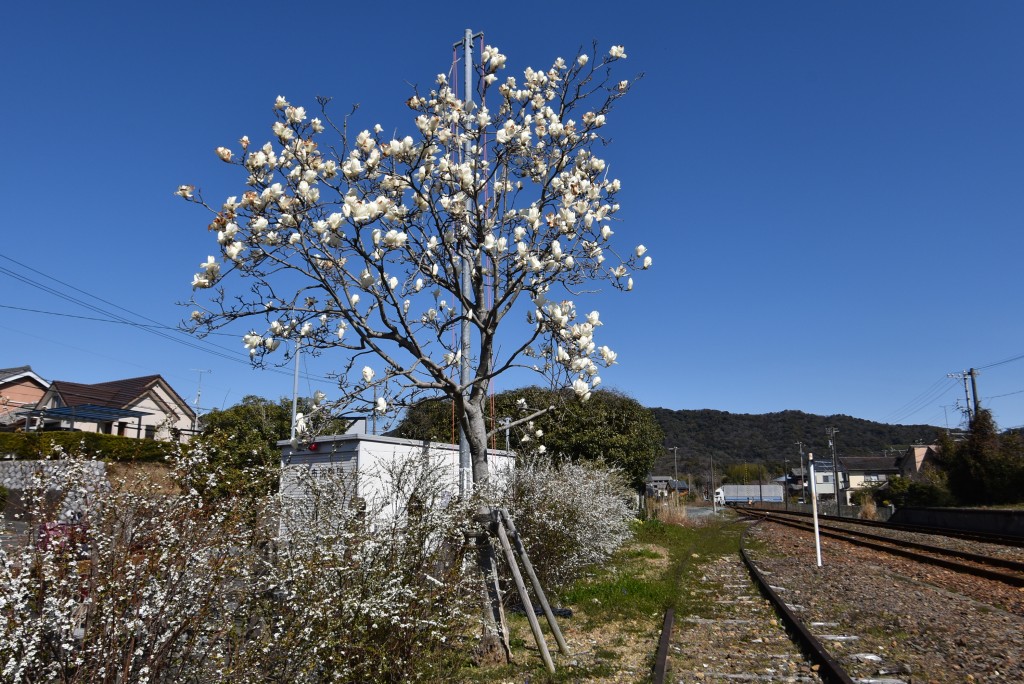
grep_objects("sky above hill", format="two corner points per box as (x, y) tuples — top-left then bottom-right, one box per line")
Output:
(3, 1), (1022, 433)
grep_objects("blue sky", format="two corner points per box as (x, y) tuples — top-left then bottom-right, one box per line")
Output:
(3, 1), (1022, 433)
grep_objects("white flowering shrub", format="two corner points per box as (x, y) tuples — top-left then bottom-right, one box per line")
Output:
(496, 457), (635, 590)
(0, 448), (476, 682)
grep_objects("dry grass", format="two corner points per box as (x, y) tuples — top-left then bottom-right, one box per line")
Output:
(105, 462), (180, 495)
(644, 498), (689, 525)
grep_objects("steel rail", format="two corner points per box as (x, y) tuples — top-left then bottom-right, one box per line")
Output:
(739, 523), (856, 684)
(651, 607), (674, 684)
(748, 512), (1024, 587)
(737, 506), (1024, 548)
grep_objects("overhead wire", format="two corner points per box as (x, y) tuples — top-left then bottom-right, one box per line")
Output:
(882, 376), (959, 424)
(0, 253), (331, 386)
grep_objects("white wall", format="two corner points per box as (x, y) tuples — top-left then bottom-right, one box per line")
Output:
(277, 433), (514, 538)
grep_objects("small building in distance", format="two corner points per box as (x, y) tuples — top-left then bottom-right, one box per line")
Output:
(839, 455), (901, 505)
(899, 444), (942, 481)
(0, 365), (50, 430)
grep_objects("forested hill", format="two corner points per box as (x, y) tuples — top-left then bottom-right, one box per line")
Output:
(649, 407), (944, 475)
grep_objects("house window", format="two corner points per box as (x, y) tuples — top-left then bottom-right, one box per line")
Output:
(144, 425), (156, 440)
(117, 422), (127, 436)
(864, 473), (879, 482)
(822, 475), (831, 483)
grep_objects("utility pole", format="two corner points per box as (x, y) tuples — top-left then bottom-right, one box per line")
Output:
(827, 427), (841, 516)
(795, 441), (806, 504)
(948, 370), (974, 425)
(454, 28), (483, 498)
(710, 452), (717, 513)
(672, 447), (678, 490)
(783, 454), (789, 511)
(290, 339), (301, 443)
(969, 368), (981, 420)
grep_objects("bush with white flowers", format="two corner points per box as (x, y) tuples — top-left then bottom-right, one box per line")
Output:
(495, 456), (636, 590)
(0, 447), (476, 682)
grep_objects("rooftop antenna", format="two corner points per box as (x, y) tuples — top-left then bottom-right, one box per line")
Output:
(192, 369), (211, 430)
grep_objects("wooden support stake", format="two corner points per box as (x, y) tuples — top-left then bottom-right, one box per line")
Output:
(495, 518), (555, 674)
(499, 508), (570, 656)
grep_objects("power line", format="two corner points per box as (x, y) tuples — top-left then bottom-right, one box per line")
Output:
(883, 376), (958, 424)
(977, 352), (1024, 370)
(0, 303), (230, 335)
(0, 253), (331, 386)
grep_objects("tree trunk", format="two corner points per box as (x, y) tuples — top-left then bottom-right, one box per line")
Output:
(462, 398), (511, 663)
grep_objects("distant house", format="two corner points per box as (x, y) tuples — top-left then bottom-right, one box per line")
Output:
(645, 475), (687, 496)
(27, 375), (196, 443)
(0, 365), (50, 430)
(899, 444), (942, 481)
(839, 455), (900, 505)
(807, 458), (845, 500)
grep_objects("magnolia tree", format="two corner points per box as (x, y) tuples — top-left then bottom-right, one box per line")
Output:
(180, 40), (645, 661)
(180, 40), (646, 483)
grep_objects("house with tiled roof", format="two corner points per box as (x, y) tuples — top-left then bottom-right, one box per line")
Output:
(0, 365), (50, 429)
(28, 375), (196, 443)
(838, 455), (900, 505)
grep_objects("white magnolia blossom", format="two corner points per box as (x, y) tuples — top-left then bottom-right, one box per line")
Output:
(598, 345), (618, 365)
(362, 366), (375, 383)
(375, 396), (388, 413)
(572, 378), (592, 402)
(182, 40), (645, 480)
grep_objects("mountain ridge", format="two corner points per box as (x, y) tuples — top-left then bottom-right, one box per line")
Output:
(648, 406), (945, 477)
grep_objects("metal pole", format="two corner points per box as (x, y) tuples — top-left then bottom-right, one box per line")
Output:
(290, 338), (301, 442)
(808, 452), (823, 567)
(457, 28), (475, 498)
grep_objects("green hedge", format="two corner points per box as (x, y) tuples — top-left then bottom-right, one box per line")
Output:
(0, 432), (175, 463)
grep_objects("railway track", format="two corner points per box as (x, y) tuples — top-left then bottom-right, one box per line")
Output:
(737, 508), (1024, 588)
(737, 506), (1024, 548)
(656, 510), (1024, 682)
(741, 515), (1024, 681)
(659, 541), (831, 683)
